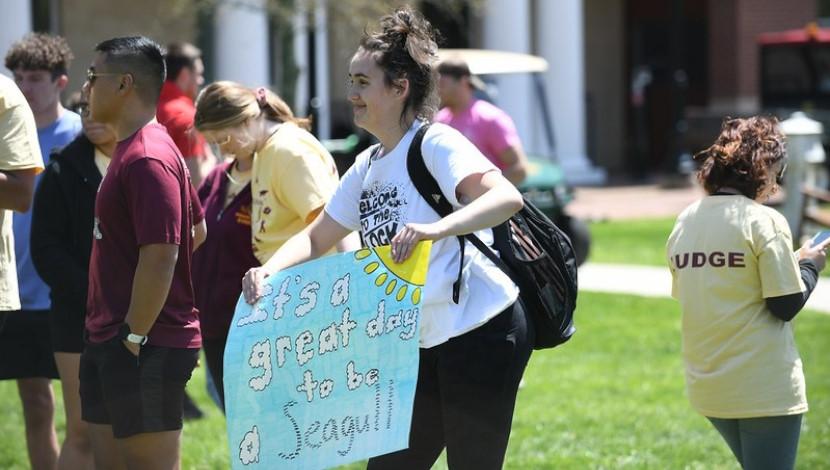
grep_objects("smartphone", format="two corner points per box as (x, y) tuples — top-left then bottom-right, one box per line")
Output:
(812, 230), (830, 246)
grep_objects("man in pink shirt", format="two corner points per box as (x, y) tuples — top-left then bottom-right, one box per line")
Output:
(435, 59), (529, 185)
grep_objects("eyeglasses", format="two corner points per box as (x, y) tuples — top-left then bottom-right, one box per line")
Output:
(208, 134), (232, 147)
(776, 161), (788, 185)
(86, 68), (120, 85)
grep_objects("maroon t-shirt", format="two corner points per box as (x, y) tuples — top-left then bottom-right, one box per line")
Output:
(86, 123), (201, 348)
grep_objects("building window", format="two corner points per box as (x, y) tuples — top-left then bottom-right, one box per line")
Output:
(32, 0), (58, 33)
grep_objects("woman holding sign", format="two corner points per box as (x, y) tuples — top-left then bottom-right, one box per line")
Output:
(242, 7), (532, 469)
(667, 116), (829, 470)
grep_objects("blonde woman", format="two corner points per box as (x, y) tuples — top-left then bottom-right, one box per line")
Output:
(193, 82), (356, 404)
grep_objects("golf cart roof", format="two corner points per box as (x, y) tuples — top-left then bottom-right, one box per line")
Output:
(437, 49), (549, 75)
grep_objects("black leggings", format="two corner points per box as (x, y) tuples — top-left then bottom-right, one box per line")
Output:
(202, 334), (228, 412)
(367, 300), (533, 470)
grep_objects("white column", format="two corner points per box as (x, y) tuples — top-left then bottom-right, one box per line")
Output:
(779, 112), (825, 236)
(482, 0), (534, 154)
(0, 0), (32, 78)
(292, 5), (309, 117)
(537, 0), (606, 185)
(213, 0), (269, 87)
(313, 0), (330, 140)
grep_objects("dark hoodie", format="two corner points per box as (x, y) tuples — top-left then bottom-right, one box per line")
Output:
(30, 134), (102, 320)
(192, 162), (260, 339)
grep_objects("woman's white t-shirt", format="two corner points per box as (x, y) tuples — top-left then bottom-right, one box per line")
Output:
(325, 120), (518, 348)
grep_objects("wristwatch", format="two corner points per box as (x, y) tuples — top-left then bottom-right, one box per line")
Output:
(118, 323), (148, 346)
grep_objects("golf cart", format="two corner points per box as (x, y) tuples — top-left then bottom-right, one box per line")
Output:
(437, 49), (592, 265)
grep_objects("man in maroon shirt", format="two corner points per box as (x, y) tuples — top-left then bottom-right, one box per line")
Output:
(79, 36), (206, 469)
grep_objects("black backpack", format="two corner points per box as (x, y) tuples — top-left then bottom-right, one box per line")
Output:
(406, 124), (578, 349)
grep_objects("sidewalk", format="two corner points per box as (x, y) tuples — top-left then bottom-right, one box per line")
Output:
(567, 183), (705, 221)
(579, 262), (830, 314)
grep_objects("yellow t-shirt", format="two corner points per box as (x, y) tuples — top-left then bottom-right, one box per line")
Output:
(667, 195), (807, 418)
(251, 123), (339, 263)
(0, 75), (44, 311)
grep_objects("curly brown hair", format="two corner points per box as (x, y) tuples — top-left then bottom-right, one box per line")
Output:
(693, 116), (787, 199)
(4, 33), (74, 78)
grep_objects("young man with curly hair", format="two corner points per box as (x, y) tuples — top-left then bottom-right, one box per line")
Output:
(3, 32), (82, 470)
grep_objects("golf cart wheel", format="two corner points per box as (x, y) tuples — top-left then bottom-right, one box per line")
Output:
(562, 216), (590, 266)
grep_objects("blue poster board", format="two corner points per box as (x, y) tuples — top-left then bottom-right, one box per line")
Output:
(224, 242), (431, 469)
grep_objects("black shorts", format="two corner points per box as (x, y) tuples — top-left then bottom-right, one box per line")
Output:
(0, 310), (59, 379)
(79, 337), (198, 439)
(50, 308), (86, 353)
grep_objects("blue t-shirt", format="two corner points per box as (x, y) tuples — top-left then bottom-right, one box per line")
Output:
(13, 110), (82, 310)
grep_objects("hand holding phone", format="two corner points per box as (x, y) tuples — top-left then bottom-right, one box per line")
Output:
(799, 230), (829, 272)
(812, 230), (830, 247)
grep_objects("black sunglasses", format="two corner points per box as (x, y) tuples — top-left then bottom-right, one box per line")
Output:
(85, 68), (120, 86)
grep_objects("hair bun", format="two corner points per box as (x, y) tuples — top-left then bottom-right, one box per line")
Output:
(358, 7), (440, 121)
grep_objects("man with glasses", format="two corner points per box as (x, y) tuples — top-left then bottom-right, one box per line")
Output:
(3, 32), (81, 470)
(79, 36), (206, 469)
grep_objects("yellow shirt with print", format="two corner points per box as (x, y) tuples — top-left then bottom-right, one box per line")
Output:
(667, 195), (807, 419)
(667, 196), (807, 418)
(0, 75), (44, 311)
(251, 123), (339, 264)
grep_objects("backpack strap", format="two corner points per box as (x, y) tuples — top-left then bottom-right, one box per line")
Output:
(406, 124), (521, 302)
(406, 124), (465, 303)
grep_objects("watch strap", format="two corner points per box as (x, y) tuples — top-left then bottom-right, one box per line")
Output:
(126, 333), (148, 346)
(119, 323), (148, 345)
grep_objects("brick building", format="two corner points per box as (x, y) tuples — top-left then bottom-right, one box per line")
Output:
(586, 0), (819, 179)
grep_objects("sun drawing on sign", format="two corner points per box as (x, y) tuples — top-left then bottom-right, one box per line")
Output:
(354, 241), (432, 306)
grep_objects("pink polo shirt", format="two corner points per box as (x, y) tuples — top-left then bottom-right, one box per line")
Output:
(434, 98), (521, 170)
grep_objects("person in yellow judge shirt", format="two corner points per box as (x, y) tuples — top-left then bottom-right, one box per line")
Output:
(194, 81), (357, 263)
(667, 116), (829, 470)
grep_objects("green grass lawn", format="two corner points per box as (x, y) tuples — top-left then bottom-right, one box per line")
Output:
(1, 292), (828, 469)
(588, 218), (675, 267)
(588, 218), (830, 277)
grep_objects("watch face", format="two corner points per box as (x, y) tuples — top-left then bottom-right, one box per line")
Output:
(128, 334), (143, 345)
(118, 324), (147, 344)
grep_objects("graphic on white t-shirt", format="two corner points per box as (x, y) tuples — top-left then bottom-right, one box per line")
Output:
(325, 120), (518, 348)
(359, 181), (407, 247)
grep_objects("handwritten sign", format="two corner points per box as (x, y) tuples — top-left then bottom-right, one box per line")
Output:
(224, 242), (431, 469)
